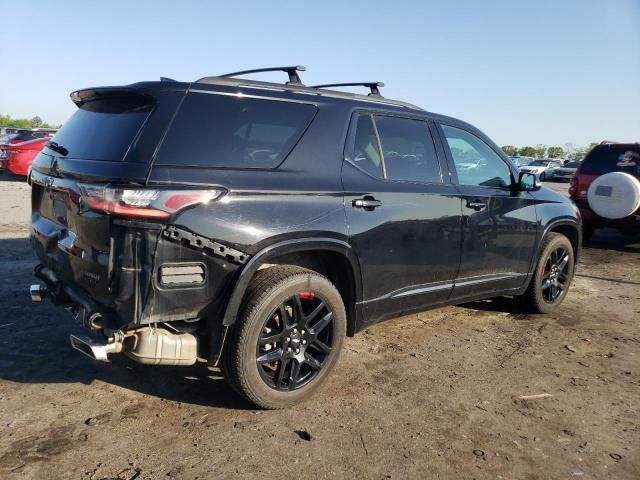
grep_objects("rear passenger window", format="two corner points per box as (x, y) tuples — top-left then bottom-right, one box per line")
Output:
(352, 114), (384, 178)
(156, 92), (317, 169)
(375, 116), (441, 183)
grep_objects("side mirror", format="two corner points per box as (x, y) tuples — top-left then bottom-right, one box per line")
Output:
(518, 171), (541, 191)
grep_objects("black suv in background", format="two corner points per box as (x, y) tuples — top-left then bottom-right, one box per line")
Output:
(29, 66), (581, 408)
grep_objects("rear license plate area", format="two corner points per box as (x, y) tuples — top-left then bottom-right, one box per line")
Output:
(50, 190), (69, 225)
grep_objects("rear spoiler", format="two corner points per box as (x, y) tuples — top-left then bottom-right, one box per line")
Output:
(70, 87), (156, 108)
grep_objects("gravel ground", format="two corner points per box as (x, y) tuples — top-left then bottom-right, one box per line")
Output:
(0, 173), (638, 479)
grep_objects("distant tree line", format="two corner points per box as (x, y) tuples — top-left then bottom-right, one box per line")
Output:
(501, 143), (599, 161)
(0, 114), (60, 129)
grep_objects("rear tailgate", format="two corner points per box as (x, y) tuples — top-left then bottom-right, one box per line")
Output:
(30, 85), (186, 306)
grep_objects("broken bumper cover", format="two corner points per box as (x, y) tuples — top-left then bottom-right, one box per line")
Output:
(32, 264), (115, 330)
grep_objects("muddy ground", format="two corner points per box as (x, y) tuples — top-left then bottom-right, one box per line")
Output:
(0, 173), (638, 479)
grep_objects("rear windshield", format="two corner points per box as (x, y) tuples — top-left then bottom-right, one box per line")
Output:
(44, 95), (152, 161)
(155, 92), (317, 169)
(580, 146), (640, 175)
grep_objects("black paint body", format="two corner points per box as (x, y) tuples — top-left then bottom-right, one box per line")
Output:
(30, 78), (581, 357)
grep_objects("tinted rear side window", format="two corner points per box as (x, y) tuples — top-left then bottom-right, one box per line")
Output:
(156, 92), (317, 169)
(351, 114), (384, 178)
(375, 116), (441, 183)
(45, 96), (152, 161)
(580, 146), (640, 175)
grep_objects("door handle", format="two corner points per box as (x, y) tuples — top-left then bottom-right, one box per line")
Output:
(466, 199), (487, 211)
(352, 197), (382, 210)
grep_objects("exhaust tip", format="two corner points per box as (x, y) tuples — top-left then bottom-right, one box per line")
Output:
(69, 334), (123, 362)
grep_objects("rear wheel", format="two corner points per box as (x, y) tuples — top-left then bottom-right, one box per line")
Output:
(517, 232), (575, 314)
(223, 266), (346, 409)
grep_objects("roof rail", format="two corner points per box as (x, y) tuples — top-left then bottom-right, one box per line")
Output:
(599, 140), (618, 145)
(198, 65), (306, 86)
(194, 74), (423, 111)
(311, 82), (384, 97)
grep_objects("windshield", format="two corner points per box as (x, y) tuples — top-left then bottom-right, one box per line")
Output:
(580, 146), (640, 176)
(45, 95), (153, 162)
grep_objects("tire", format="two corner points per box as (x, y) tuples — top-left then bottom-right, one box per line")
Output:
(222, 265), (346, 409)
(517, 232), (575, 314)
(540, 172), (546, 181)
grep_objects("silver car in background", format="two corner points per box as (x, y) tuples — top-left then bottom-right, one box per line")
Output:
(520, 159), (564, 180)
(551, 160), (581, 181)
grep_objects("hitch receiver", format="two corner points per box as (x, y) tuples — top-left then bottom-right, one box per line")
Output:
(30, 284), (48, 302)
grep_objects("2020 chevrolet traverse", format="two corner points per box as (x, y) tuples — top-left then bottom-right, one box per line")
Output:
(29, 66), (580, 408)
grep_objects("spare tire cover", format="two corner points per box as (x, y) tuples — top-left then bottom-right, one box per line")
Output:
(587, 172), (640, 219)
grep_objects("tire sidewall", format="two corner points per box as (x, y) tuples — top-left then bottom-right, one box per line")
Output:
(533, 235), (575, 312)
(237, 273), (346, 408)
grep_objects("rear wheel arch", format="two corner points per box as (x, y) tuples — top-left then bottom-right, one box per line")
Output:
(221, 239), (362, 337)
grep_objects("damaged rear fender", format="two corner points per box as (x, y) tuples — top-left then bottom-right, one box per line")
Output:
(220, 237), (363, 331)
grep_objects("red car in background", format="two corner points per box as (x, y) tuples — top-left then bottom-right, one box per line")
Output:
(0, 136), (52, 176)
(569, 142), (640, 238)
(2, 129), (56, 145)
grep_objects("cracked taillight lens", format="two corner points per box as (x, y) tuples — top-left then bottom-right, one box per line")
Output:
(79, 185), (224, 219)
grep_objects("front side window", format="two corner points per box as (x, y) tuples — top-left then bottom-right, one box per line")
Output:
(374, 116), (441, 183)
(441, 124), (512, 188)
(156, 92), (317, 169)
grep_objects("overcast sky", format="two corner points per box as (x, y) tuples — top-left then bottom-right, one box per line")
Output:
(1, 0), (638, 147)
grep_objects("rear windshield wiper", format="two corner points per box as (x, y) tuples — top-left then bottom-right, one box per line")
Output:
(46, 141), (69, 156)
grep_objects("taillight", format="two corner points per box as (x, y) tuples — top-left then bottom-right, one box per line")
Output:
(79, 185), (224, 219)
(569, 176), (577, 186)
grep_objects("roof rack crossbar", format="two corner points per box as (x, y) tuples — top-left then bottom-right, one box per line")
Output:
(311, 82), (385, 97)
(214, 65), (306, 85)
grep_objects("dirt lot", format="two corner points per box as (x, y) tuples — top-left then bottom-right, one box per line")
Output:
(0, 173), (638, 480)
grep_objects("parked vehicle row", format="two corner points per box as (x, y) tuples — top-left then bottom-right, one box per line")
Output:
(0, 129), (56, 176)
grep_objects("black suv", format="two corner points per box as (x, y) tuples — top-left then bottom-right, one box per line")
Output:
(29, 66), (581, 408)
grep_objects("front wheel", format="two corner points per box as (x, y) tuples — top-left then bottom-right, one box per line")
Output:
(540, 172), (546, 181)
(517, 232), (575, 314)
(223, 266), (346, 409)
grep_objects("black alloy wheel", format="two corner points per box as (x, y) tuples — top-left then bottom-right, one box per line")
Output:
(223, 265), (346, 409)
(541, 247), (570, 303)
(517, 232), (575, 314)
(256, 292), (334, 391)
